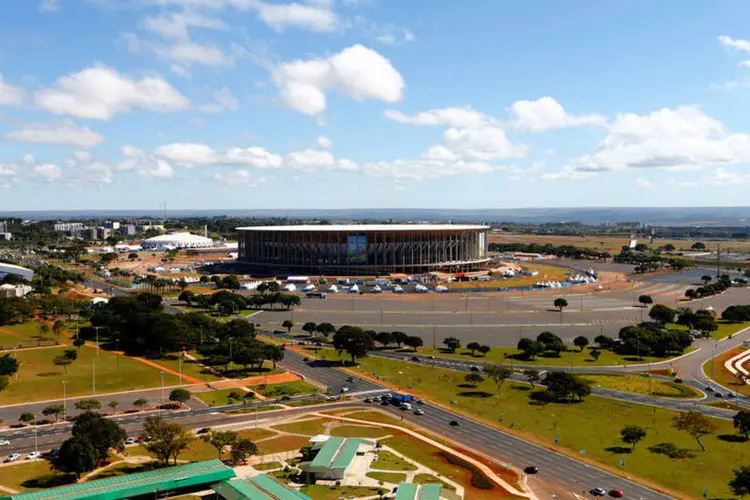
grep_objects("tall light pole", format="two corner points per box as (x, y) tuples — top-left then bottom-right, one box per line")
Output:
(62, 381), (67, 419)
(92, 358), (96, 395)
(179, 353), (183, 386)
(33, 426), (38, 454)
(95, 326), (100, 357)
(116, 339), (120, 370)
(160, 371), (165, 403)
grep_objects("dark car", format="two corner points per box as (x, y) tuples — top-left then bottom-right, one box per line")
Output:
(470, 366), (480, 372)
(411, 356), (421, 362)
(524, 466), (538, 474)
(449, 420), (460, 426)
(674, 378), (683, 384)
(381, 400), (390, 406)
(590, 488), (606, 497)
(609, 489), (624, 498)
(705, 386), (714, 392)
(728, 392), (737, 398)
(715, 392), (724, 398)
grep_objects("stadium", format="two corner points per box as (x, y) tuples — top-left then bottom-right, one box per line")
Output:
(141, 232), (215, 251)
(236, 224), (490, 275)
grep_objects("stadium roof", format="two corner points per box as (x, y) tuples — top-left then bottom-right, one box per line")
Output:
(236, 224), (488, 232)
(214, 477), (311, 500)
(0, 460), (235, 500)
(141, 232), (215, 248)
(394, 483), (443, 500)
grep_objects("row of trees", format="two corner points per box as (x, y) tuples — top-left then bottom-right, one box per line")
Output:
(685, 275), (733, 301)
(178, 289), (301, 313)
(487, 242), (611, 260)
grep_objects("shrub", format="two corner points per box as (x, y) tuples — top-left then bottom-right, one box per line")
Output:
(648, 442), (693, 459)
(440, 451), (494, 490)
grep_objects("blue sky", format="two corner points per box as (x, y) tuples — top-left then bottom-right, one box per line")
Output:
(2, 0), (750, 210)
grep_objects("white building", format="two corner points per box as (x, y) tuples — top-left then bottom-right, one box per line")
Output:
(0, 284), (33, 298)
(141, 232), (215, 251)
(0, 263), (34, 282)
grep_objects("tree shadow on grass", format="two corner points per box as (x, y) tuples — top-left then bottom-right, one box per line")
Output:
(21, 473), (75, 489)
(510, 384), (530, 391)
(718, 434), (748, 443)
(456, 391), (493, 398)
(528, 391), (583, 406)
(604, 446), (632, 454)
(456, 384), (478, 389)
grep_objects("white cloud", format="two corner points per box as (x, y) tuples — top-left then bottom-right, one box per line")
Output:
(707, 167), (750, 186)
(0, 74), (25, 106)
(39, 0), (60, 12)
(540, 166), (596, 181)
(376, 28), (415, 45)
(226, 147), (283, 168)
(439, 126), (526, 161)
(4, 120), (104, 149)
(635, 177), (653, 188)
(719, 35), (750, 53)
(35, 65), (189, 120)
(385, 107), (491, 128)
(316, 136), (333, 148)
(117, 145), (175, 178)
(274, 44), (404, 116)
(566, 106), (750, 175)
(198, 87), (239, 113)
(143, 10), (227, 39)
(508, 97), (607, 132)
(286, 148), (358, 171)
(362, 158), (501, 181)
(257, 1), (338, 32)
(34, 164), (63, 182)
(154, 143), (218, 166)
(122, 32), (234, 68)
(214, 169), (266, 186)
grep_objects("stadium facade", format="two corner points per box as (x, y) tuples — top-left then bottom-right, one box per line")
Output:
(236, 224), (489, 275)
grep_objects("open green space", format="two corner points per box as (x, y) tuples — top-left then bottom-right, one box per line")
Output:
(337, 351), (744, 499)
(0, 460), (68, 492)
(272, 418), (328, 436)
(330, 425), (393, 439)
(255, 380), (320, 397)
(224, 405), (283, 415)
(253, 461), (283, 471)
(142, 355), (222, 382)
(413, 473), (456, 491)
(335, 410), (404, 426)
(370, 450), (417, 471)
(669, 321), (750, 340)
(366, 471), (407, 484)
(0, 322), (55, 344)
(193, 388), (254, 406)
(300, 485), (384, 500)
(579, 373), (702, 398)
(2, 345), (180, 405)
(86, 462), (156, 481)
(188, 351), (282, 379)
(257, 435), (311, 455)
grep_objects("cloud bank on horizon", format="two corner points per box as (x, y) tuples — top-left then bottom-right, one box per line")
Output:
(2, 0), (750, 209)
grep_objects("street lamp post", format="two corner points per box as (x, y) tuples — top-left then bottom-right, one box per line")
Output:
(160, 371), (165, 403)
(179, 354), (183, 386)
(95, 326), (100, 356)
(62, 381), (67, 419)
(33, 426), (38, 454)
(92, 358), (96, 395)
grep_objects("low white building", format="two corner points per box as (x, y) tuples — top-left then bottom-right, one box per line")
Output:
(0, 284), (32, 298)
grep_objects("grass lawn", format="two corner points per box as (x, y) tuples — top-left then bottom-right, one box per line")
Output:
(370, 450), (418, 471)
(578, 373), (702, 398)
(238, 428), (278, 441)
(256, 334), (288, 346)
(2, 345), (181, 405)
(224, 405), (283, 415)
(188, 351), (282, 379)
(336, 410), (404, 426)
(300, 485), (385, 500)
(413, 473), (456, 491)
(142, 354), (222, 382)
(193, 389), (254, 406)
(0, 322), (54, 344)
(86, 462), (156, 480)
(366, 471), (407, 484)
(406, 345), (688, 367)
(330, 425), (393, 439)
(702, 347), (750, 396)
(0, 460), (69, 492)
(255, 381), (321, 398)
(669, 321), (750, 340)
(253, 461), (283, 471)
(702, 401), (746, 412)
(340, 353), (744, 499)
(272, 418), (328, 436)
(257, 435), (311, 455)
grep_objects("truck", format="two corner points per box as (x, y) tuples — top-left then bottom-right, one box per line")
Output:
(390, 393), (414, 403)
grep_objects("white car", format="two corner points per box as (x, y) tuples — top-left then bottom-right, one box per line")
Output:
(414, 409), (425, 416)
(26, 451), (41, 460)
(126, 437), (138, 445)
(0, 439), (10, 447)
(5, 453), (21, 463)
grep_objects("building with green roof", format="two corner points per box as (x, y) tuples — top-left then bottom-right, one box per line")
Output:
(213, 476), (311, 500)
(0, 460), (235, 500)
(394, 482), (443, 500)
(305, 436), (374, 480)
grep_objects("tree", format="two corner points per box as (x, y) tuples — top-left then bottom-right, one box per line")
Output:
(648, 304), (675, 325)
(0, 354), (19, 376)
(464, 373), (484, 387)
(54, 436), (97, 478)
(133, 398), (148, 411)
(108, 401), (119, 412)
(302, 322), (317, 337)
(466, 342), (481, 355)
(230, 438), (258, 465)
(593, 335), (613, 349)
(52, 319), (65, 341)
(701, 275), (712, 286)
(265, 344), (285, 369)
(282, 320), (294, 333)
(573, 336), (589, 352)
(392, 331), (408, 347)
(730, 466), (750, 497)
(477, 345), (491, 357)
(75, 399), (102, 411)
(404, 336), (423, 351)
(672, 411), (716, 452)
(19, 412), (35, 425)
(663, 244), (675, 252)
(128, 253), (139, 261)
(443, 337), (461, 353)
(42, 404), (64, 421)
(543, 371), (591, 402)
(374, 331), (394, 347)
(483, 365), (512, 397)
(523, 369), (540, 388)
(333, 327), (374, 364)
(517, 338), (544, 360)
(169, 388), (192, 403)
(316, 323), (336, 338)
(638, 295), (653, 308)
(590, 349), (601, 362)
(734, 410), (750, 441)
(202, 429), (237, 460)
(178, 291), (195, 306)
(0, 375), (7, 392)
(53, 354), (74, 375)
(620, 425), (647, 450)
(685, 288), (697, 300)
(691, 242), (706, 250)
(553, 298), (568, 322)
(73, 337), (85, 349)
(143, 416), (194, 465)
(72, 411), (126, 462)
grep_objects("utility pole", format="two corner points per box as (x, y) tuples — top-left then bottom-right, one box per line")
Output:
(717, 244), (721, 279)
(160, 371), (165, 403)
(62, 381), (67, 419)
(92, 358), (96, 395)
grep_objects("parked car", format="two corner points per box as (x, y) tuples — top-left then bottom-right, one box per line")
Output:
(363, 398), (373, 403)
(609, 489), (624, 498)
(524, 466), (538, 474)
(416, 399), (425, 404)
(0, 439), (10, 447)
(705, 386), (714, 392)
(727, 392), (737, 398)
(411, 356), (421, 362)
(5, 453), (21, 463)
(26, 451), (41, 460)
(126, 437), (138, 445)
(470, 366), (480, 372)
(590, 488), (606, 496)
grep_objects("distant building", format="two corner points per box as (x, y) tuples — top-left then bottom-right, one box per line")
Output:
(0, 284), (33, 298)
(54, 222), (84, 232)
(0, 233), (12, 241)
(96, 227), (112, 240)
(141, 232), (215, 251)
(121, 224), (136, 236)
(103, 221), (120, 230)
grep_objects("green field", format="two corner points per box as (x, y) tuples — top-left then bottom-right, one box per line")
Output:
(370, 450), (417, 471)
(668, 321), (750, 341)
(0, 461), (68, 492)
(579, 373), (702, 398)
(272, 418), (328, 436)
(413, 473), (456, 491)
(193, 388), (254, 406)
(334, 351), (743, 499)
(366, 471), (407, 484)
(253, 461), (283, 471)
(330, 425), (393, 439)
(2, 346), (181, 405)
(0, 322), (55, 345)
(255, 381), (321, 397)
(142, 355), (222, 382)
